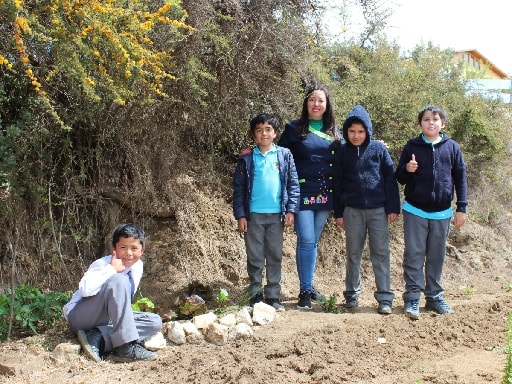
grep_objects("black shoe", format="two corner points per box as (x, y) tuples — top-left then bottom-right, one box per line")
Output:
(344, 299), (359, 309)
(249, 292), (264, 307)
(310, 286), (325, 302)
(111, 341), (157, 363)
(265, 298), (285, 312)
(77, 328), (104, 363)
(377, 301), (393, 315)
(425, 299), (453, 314)
(297, 290), (312, 309)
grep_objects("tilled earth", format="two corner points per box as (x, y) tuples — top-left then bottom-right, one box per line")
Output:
(0, 182), (511, 384)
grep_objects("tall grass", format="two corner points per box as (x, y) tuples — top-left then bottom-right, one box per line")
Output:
(503, 311), (512, 383)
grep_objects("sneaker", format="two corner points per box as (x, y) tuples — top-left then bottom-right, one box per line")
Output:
(297, 290), (312, 309)
(310, 286), (325, 302)
(111, 341), (158, 363)
(404, 299), (420, 320)
(377, 301), (393, 315)
(77, 328), (105, 363)
(249, 292), (264, 307)
(265, 298), (285, 312)
(344, 299), (358, 309)
(425, 299), (454, 314)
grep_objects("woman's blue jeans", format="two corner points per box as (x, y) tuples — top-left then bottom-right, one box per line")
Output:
(294, 209), (330, 292)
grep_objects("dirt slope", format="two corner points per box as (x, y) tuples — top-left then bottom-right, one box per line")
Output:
(1, 178), (511, 384)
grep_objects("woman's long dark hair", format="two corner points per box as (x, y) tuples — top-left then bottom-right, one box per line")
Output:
(297, 84), (339, 144)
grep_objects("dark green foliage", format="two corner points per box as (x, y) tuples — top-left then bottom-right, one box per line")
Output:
(502, 311), (512, 384)
(318, 294), (339, 314)
(0, 0), (510, 296)
(0, 285), (70, 341)
(173, 294), (208, 320)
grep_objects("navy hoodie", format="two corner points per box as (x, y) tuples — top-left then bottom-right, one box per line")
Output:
(395, 133), (468, 213)
(333, 105), (401, 218)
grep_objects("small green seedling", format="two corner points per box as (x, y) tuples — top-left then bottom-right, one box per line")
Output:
(459, 285), (475, 295)
(216, 288), (229, 306)
(319, 294), (339, 314)
(504, 283), (512, 293)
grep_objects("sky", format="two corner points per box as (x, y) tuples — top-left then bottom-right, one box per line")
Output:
(327, 0), (511, 76)
(386, 1), (511, 76)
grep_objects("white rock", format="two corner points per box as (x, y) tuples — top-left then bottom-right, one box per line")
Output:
(52, 342), (81, 361)
(252, 301), (276, 325)
(182, 321), (201, 336)
(219, 313), (237, 327)
(193, 311), (217, 329)
(232, 323), (254, 340)
(167, 321), (186, 345)
(205, 322), (229, 346)
(377, 337), (386, 344)
(236, 307), (253, 326)
(144, 331), (166, 351)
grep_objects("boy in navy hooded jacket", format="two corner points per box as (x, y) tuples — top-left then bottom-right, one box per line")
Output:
(334, 105), (401, 314)
(395, 104), (467, 320)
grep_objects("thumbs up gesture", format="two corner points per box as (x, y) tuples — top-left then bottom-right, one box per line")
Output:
(110, 250), (126, 272)
(406, 154), (418, 173)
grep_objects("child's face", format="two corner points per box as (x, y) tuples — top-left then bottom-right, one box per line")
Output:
(347, 122), (366, 146)
(420, 110), (445, 141)
(307, 90), (327, 120)
(112, 236), (144, 268)
(252, 122), (276, 150)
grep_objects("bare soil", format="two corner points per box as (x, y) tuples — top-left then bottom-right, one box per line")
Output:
(1, 179), (511, 384)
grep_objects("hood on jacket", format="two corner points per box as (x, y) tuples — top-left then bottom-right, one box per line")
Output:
(342, 105), (372, 145)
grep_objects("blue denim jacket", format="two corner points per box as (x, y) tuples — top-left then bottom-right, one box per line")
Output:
(232, 145), (300, 220)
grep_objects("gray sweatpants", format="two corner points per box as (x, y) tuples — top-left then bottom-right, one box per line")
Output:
(67, 273), (162, 352)
(343, 206), (394, 304)
(244, 213), (284, 300)
(402, 211), (451, 302)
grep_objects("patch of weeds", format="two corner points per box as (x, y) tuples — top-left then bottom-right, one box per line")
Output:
(0, 285), (70, 340)
(459, 285), (475, 295)
(236, 290), (253, 309)
(502, 311), (512, 384)
(318, 294), (339, 314)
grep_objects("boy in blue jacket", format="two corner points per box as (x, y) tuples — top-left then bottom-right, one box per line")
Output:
(395, 105), (467, 320)
(334, 105), (401, 314)
(233, 113), (300, 311)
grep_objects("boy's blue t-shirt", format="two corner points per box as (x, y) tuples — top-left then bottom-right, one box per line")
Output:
(402, 201), (453, 220)
(250, 145), (282, 213)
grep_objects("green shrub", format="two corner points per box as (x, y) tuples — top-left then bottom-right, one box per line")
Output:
(502, 312), (512, 383)
(319, 294), (339, 314)
(0, 285), (70, 340)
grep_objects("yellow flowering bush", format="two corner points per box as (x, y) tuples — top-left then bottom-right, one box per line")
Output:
(0, 0), (193, 103)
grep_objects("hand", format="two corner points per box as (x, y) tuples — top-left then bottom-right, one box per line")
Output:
(110, 250), (126, 273)
(237, 217), (248, 233)
(388, 213), (398, 224)
(453, 212), (466, 229)
(406, 154), (418, 172)
(335, 217), (345, 230)
(284, 212), (294, 227)
(240, 148), (252, 156)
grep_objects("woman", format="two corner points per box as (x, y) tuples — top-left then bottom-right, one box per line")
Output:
(278, 84), (342, 309)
